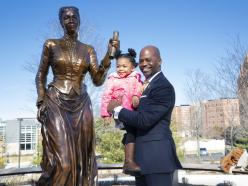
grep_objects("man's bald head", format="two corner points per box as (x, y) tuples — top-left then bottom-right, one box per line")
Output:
(140, 45), (161, 61)
(139, 45), (162, 79)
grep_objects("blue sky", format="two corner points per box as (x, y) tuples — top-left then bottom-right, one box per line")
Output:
(1, 0), (248, 120)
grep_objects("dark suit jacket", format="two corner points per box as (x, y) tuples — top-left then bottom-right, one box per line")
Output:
(119, 72), (182, 174)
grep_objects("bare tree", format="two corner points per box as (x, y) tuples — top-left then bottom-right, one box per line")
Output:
(212, 36), (248, 148)
(211, 36), (247, 98)
(184, 68), (212, 156)
(185, 69), (212, 132)
(222, 99), (240, 148)
(184, 36), (248, 151)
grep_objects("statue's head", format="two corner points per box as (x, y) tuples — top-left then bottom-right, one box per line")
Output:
(59, 6), (80, 35)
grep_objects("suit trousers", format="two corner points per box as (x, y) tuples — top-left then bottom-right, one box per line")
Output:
(135, 172), (174, 186)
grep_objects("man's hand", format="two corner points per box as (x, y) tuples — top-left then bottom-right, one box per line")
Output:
(107, 100), (121, 114)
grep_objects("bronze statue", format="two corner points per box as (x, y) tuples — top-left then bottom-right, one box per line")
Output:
(35, 6), (119, 186)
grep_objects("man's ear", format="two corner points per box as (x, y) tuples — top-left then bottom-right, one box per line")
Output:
(158, 58), (162, 67)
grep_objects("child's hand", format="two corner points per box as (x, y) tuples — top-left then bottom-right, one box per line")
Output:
(107, 99), (122, 113)
(132, 96), (140, 108)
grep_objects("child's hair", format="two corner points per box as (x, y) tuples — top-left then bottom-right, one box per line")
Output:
(115, 48), (138, 67)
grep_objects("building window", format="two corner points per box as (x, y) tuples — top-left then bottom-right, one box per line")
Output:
(0, 124), (6, 143)
(0, 122), (6, 156)
(20, 125), (36, 150)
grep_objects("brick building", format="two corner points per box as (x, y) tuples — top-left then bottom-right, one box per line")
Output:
(172, 98), (240, 138)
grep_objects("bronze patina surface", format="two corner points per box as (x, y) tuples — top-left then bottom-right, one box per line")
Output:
(36, 6), (119, 185)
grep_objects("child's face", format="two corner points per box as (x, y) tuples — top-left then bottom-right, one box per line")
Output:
(116, 57), (134, 78)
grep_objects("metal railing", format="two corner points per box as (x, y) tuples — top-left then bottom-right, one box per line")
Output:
(0, 163), (247, 186)
(1, 163), (247, 176)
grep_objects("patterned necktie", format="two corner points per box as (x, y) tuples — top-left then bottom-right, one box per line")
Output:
(142, 80), (149, 93)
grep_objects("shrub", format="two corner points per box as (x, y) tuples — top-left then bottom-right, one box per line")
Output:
(95, 118), (124, 164)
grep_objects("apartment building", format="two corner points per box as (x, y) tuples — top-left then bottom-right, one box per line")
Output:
(172, 98), (240, 138)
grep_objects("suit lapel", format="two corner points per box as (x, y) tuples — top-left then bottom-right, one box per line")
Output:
(142, 72), (164, 95)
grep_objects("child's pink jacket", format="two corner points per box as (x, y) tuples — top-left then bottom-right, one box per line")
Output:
(101, 71), (143, 117)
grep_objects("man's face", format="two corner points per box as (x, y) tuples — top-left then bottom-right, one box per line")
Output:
(139, 48), (161, 79)
(62, 9), (80, 35)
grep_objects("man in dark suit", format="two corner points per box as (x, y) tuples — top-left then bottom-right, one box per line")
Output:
(108, 45), (182, 186)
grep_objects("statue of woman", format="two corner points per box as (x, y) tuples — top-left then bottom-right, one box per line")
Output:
(35, 6), (119, 185)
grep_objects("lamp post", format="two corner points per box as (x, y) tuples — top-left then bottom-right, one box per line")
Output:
(17, 118), (23, 168)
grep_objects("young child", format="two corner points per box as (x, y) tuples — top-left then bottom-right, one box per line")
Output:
(101, 48), (143, 175)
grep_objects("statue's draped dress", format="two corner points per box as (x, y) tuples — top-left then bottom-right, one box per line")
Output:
(36, 36), (109, 185)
